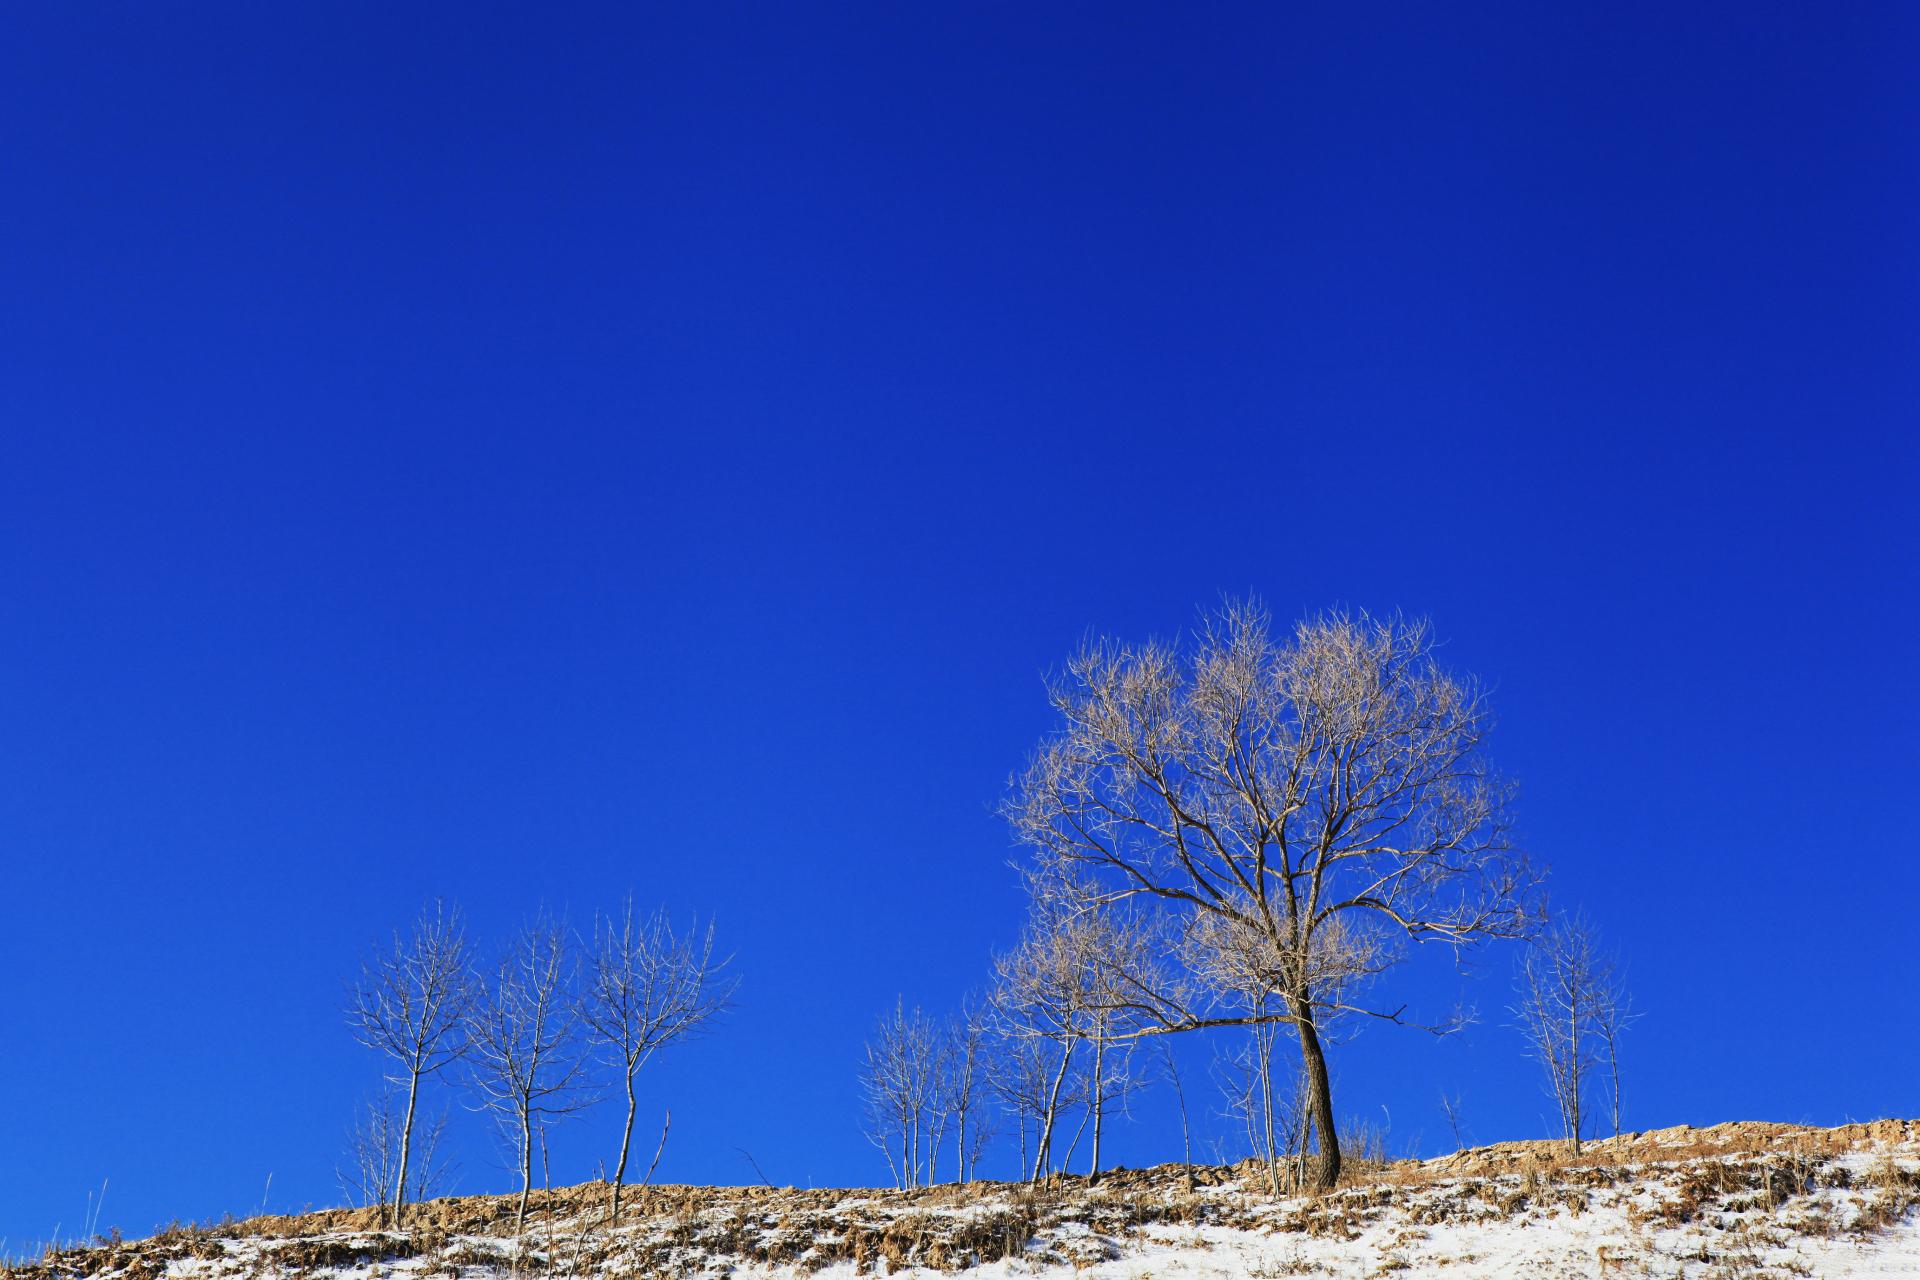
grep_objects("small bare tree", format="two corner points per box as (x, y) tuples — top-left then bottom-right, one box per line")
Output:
(343, 900), (477, 1226)
(1062, 1023), (1143, 1182)
(1215, 1034), (1312, 1193)
(1076, 915), (1161, 1184)
(1436, 1090), (1468, 1154)
(991, 870), (1166, 1183)
(1003, 601), (1543, 1187)
(580, 899), (739, 1224)
(861, 999), (939, 1188)
(337, 1090), (400, 1219)
(941, 998), (997, 1183)
(467, 912), (600, 1233)
(990, 888), (1092, 1183)
(1595, 965), (1637, 1139)
(987, 1025), (1073, 1181)
(337, 1089), (460, 1216)
(1215, 1009), (1291, 1193)
(1511, 910), (1635, 1154)
(1156, 1038), (1192, 1179)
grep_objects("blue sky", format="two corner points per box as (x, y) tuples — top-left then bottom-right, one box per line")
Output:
(1, 0), (1915, 1249)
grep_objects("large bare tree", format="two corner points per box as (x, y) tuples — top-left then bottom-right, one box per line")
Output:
(1003, 601), (1542, 1187)
(580, 899), (739, 1224)
(343, 900), (476, 1225)
(467, 912), (600, 1234)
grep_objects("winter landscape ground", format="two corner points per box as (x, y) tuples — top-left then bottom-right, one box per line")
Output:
(9, 1121), (1916, 1280)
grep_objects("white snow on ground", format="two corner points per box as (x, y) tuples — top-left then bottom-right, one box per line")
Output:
(11, 1122), (1917, 1280)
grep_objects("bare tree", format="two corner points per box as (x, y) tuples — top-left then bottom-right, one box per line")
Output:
(990, 885), (1092, 1183)
(343, 900), (477, 1226)
(1156, 1038), (1192, 1180)
(1065, 1024), (1143, 1183)
(1003, 601), (1542, 1187)
(580, 899), (739, 1224)
(337, 1090), (399, 1220)
(925, 1030), (955, 1187)
(337, 1089), (460, 1217)
(861, 999), (939, 1188)
(1218, 1007), (1291, 1194)
(941, 998), (997, 1183)
(1595, 966), (1637, 1139)
(858, 999), (999, 1188)
(1511, 910), (1634, 1154)
(1436, 1090), (1468, 1154)
(467, 912), (600, 1233)
(987, 1025), (1070, 1182)
(990, 870), (1166, 1183)
(1076, 925), (1159, 1184)
(1215, 1031), (1312, 1194)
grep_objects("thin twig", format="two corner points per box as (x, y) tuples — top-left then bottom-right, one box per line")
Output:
(620, 1112), (671, 1224)
(731, 1147), (774, 1189)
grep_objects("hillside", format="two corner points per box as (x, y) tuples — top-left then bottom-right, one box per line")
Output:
(9, 1121), (1917, 1280)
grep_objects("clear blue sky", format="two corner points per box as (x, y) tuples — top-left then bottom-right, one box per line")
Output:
(2, 0), (1915, 1248)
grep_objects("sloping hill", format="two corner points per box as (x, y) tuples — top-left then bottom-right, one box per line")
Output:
(9, 1121), (1917, 1280)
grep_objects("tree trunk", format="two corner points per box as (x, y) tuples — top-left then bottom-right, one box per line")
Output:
(1294, 1007), (1341, 1189)
(611, 1066), (638, 1224)
(1167, 1047), (1191, 1183)
(1032, 1041), (1075, 1182)
(394, 1067), (421, 1227)
(1089, 1037), (1105, 1183)
(516, 1109), (533, 1234)
(1606, 1021), (1623, 1139)
(1568, 995), (1583, 1155)
(1256, 1025), (1280, 1197)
